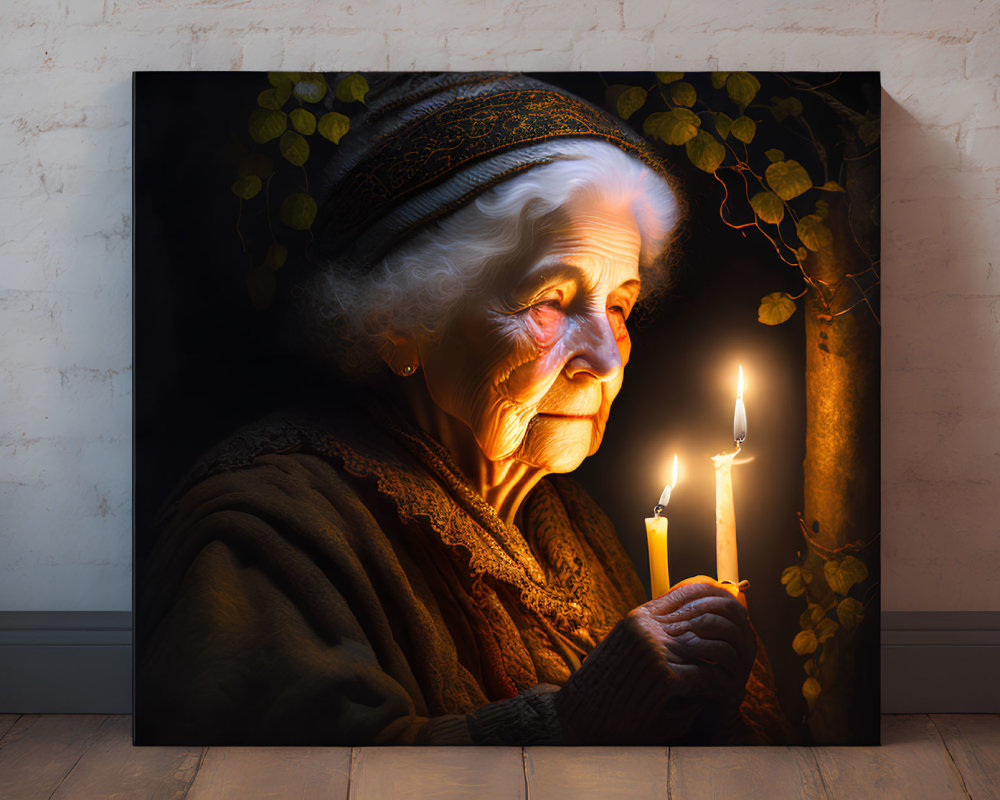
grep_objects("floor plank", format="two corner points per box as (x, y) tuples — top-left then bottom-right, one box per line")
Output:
(47, 715), (202, 800)
(524, 747), (667, 799)
(670, 745), (828, 799)
(0, 714), (110, 800)
(350, 747), (524, 800)
(185, 745), (351, 800)
(0, 714), (20, 741)
(813, 715), (970, 799)
(931, 714), (1000, 800)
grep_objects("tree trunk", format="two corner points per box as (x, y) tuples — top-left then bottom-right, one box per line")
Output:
(801, 154), (880, 743)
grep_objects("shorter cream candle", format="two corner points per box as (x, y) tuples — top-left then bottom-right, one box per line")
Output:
(645, 455), (678, 599)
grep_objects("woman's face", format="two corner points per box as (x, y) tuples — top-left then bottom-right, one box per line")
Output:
(419, 196), (643, 474)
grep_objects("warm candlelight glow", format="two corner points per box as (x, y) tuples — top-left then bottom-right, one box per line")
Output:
(671, 453), (679, 487)
(734, 364), (747, 445)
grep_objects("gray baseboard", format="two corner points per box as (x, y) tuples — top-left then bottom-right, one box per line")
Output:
(1, 611), (998, 714)
(881, 611), (1000, 713)
(0, 611), (132, 713)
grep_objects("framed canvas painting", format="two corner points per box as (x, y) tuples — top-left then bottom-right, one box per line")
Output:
(134, 71), (881, 746)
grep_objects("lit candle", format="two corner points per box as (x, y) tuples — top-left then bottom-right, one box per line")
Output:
(712, 365), (746, 585)
(645, 454), (678, 599)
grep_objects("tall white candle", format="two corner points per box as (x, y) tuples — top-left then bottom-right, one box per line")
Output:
(712, 450), (739, 584)
(714, 366), (746, 584)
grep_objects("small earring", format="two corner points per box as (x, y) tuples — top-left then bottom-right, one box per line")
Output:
(401, 364), (416, 376)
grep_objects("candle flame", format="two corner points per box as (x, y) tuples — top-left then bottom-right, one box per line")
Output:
(655, 454), (679, 511)
(734, 365), (747, 445)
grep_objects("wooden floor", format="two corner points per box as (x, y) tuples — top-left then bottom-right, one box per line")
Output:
(0, 715), (997, 799)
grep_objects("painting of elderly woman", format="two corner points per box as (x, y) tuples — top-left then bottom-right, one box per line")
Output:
(134, 72), (880, 746)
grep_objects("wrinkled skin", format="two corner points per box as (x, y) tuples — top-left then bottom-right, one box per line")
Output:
(397, 196), (642, 522)
(388, 195), (758, 742)
(555, 578), (757, 745)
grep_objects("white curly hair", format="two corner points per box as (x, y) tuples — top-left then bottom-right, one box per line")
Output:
(300, 140), (681, 377)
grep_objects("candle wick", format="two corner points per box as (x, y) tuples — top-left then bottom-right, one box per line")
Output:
(653, 504), (664, 518)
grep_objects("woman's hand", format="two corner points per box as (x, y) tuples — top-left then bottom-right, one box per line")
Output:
(553, 578), (756, 745)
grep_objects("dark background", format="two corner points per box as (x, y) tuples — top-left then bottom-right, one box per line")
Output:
(135, 71), (880, 737)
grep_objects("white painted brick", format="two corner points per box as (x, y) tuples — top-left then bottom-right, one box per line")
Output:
(877, 0), (996, 37)
(445, 30), (573, 71)
(0, 0), (998, 614)
(229, 31), (288, 70)
(247, 29), (390, 72)
(386, 31), (451, 71)
(571, 30), (654, 71)
(886, 76), (995, 130)
(965, 32), (1000, 79)
(959, 125), (1000, 171)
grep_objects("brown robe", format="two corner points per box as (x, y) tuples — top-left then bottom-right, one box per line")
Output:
(135, 405), (789, 745)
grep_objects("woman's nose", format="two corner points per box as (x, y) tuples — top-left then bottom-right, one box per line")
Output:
(564, 312), (623, 382)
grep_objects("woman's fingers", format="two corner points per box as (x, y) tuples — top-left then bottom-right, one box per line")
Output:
(647, 579), (736, 616)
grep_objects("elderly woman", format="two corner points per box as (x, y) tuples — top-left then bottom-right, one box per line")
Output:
(136, 73), (788, 746)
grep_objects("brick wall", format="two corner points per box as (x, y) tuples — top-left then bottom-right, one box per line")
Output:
(1, 0), (997, 611)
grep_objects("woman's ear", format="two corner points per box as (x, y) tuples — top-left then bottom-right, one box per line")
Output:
(377, 332), (421, 376)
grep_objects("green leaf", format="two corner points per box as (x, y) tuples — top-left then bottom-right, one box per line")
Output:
(248, 109), (287, 144)
(257, 86), (289, 110)
(780, 565), (811, 597)
(764, 148), (785, 163)
(317, 112), (350, 144)
(766, 159), (811, 200)
(858, 115), (880, 146)
(758, 292), (797, 325)
(237, 153), (274, 178)
(246, 264), (276, 309)
(769, 95), (803, 122)
(793, 629), (818, 655)
(799, 604), (825, 630)
(814, 199), (830, 220)
(279, 192), (317, 230)
(711, 71), (730, 89)
(726, 71), (760, 110)
(714, 112), (732, 140)
(802, 677), (822, 702)
(645, 108), (701, 145)
(750, 191), (784, 224)
(818, 180), (845, 192)
(815, 617), (839, 644)
(685, 130), (726, 173)
(290, 108), (317, 135)
(837, 597), (865, 630)
(669, 81), (696, 108)
(656, 71), (684, 83)
(268, 71), (297, 87)
(230, 175), (262, 200)
(279, 130), (310, 166)
(824, 556), (869, 595)
(262, 242), (287, 271)
(617, 86), (648, 120)
(797, 214), (834, 252)
(294, 73), (327, 103)
(730, 115), (756, 143)
(335, 73), (369, 104)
